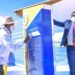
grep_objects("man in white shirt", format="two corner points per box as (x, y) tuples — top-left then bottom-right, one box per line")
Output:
(0, 16), (30, 75)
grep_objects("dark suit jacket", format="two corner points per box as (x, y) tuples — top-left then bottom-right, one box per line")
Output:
(54, 19), (72, 46)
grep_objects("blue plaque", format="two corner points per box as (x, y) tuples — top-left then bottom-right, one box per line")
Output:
(26, 8), (54, 75)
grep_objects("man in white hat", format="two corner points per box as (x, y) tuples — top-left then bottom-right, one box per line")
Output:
(0, 16), (30, 75)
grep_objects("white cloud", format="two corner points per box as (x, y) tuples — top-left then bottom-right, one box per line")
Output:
(0, 16), (5, 28)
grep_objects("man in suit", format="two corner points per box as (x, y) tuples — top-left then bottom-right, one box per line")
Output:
(54, 11), (75, 75)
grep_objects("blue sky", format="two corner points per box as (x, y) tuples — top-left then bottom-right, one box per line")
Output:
(0, 0), (47, 33)
(0, 0), (46, 18)
(0, 0), (75, 32)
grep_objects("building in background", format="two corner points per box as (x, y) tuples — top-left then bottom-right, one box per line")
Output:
(14, 0), (61, 75)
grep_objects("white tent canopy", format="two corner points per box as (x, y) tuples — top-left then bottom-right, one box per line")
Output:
(52, 0), (75, 21)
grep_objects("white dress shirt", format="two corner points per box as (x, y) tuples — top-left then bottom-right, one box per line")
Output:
(67, 22), (73, 45)
(67, 22), (75, 45)
(0, 27), (24, 65)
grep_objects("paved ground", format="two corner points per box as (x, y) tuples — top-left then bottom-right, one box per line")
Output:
(7, 65), (25, 75)
(7, 64), (70, 75)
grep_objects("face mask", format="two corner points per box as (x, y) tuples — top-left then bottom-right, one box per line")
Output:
(71, 16), (75, 22)
(10, 25), (15, 31)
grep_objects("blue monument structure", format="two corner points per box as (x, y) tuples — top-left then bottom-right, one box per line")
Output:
(26, 8), (54, 75)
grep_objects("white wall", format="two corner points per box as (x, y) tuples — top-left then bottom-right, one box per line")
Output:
(52, 0), (75, 21)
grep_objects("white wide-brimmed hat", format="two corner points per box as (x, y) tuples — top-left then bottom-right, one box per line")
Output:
(4, 16), (15, 24)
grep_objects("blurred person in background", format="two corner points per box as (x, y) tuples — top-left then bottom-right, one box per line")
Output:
(0, 16), (30, 75)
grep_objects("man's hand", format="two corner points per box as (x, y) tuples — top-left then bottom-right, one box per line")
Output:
(24, 35), (30, 43)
